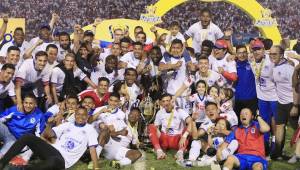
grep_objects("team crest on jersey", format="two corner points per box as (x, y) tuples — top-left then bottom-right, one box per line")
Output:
(251, 127), (256, 134)
(30, 118), (36, 124)
(65, 140), (75, 150)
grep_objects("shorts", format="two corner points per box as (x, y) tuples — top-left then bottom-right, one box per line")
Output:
(234, 154), (268, 170)
(105, 145), (130, 161)
(275, 102), (292, 125)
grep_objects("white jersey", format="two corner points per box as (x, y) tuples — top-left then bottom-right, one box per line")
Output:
(194, 70), (221, 87)
(161, 55), (190, 95)
(15, 59), (50, 97)
(189, 93), (207, 123)
(185, 21), (223, 53)
(165, 32), (186, 45)
(99, 48), (112, 64)
(220, 111), (238, 127)
(0, 81), (15, 99)
(52, 122), (98, 169)
(119, 124), (139, 148)
(209, 54), (236, 87)
(90, 62), (124, 86)
(29, 37), (53, 57)
(50, 67), (87, 93)
(251, 56), (278, 101)
(120, 52), (141, 69)
(0, 41), (30, 59)
(273, 60), (294, 104)
(199, 117), (214, 132)
(154, 107), (189, 135)
(92, 106), (127, 132)
(57, 44), (74, 62)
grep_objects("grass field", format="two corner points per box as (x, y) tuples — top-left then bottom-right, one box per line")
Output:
(70, 126), (300, 170)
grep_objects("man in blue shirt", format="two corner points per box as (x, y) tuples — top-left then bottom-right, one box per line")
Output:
(234, 45), (257, 120)
(0, 93), (45, 157)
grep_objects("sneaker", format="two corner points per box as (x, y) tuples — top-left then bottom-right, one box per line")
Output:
(211, 161), (221, 170)
(176, 160), (188, 168)
(156, 149), (166, 160)
(9, 156), (28, 166)
(110, 160), (121, 169)
(175, 150), (184, 161)
(288, 155), (300, 164)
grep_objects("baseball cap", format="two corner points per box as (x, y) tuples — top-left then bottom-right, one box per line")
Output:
(84, 30), (94, 37)
(251, 39), (264, 49)
(214, 39), (228, 49)
(40, 23), (51, 30)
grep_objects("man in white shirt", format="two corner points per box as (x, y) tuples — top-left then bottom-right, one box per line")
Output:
(196, 56), (221, 87)
(0, 64), (16, 112)
(148, 93), (193, 160)
(0, 107), (100, 170)
(15, 51), (52, 112)
(184, 8), (223, 53)
(50, 53), (96, 103)
(57, 32), (73, 62)
(0, 27), (29, 60)
(250, 39), (277, 156)
(209, 39), (237, 87)
(269, 45), (299, 159)
(120, 42), (146, 73)
(0, 46), (21, 69)
(29, 24), (53, 56)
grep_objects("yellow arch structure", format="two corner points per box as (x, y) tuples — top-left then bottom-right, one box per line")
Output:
(152, 0), (282, 44)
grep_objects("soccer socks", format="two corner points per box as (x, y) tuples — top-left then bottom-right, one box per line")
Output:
(188, 140), (201, 161)
(148, 124), (161, 150)
(96, 145), (103, 158)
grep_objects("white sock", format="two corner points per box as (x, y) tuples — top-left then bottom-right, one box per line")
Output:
(227, 140), (238, 154)
(188, 140), (201, 161)
(272, 136), (275, 142)
(96, 145), (103, 158)
(223, 167), (229, 170)
(20, 149), (32, 161)
(119, 157), (132, 166)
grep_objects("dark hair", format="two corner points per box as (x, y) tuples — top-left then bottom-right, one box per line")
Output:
(273, 45), (285, 55)
(171, 39), (183, 47)
(14, 27), (24, 33)
(1, 63), (15, 71)
(46, 44), (58, 52)
(221, 88), (234, 100)
(198, 55), (209, 61)
(120, 37), (132, 44)
(132, 41), (143, 47)
(23, 93), (37, 102)
(81, 96), (95, 104)
(7, 46), (20, 53)
(105, 54), (118, 62)
(134, 26), (143, 32)
(216, 118), (231, 130)
(59, 31), (70, 39)
(98, 77), (110, 84)
(196, 80), (207, 90)
(186, 47), (195, 55)
(263, 39), (273, 50)
(236, 45), (247, 52)
(125, 68), (138, 76)
(130, 107), (141, 114)
(76, 106), (88, 113)
(205, 101), (218, 109)
(150, 46), (162, 54)
(160, 93), (172, 100)
(110, 92), (120, 99)
(200, 8), (212, 16)
(64, 53), (76, 59)
(35, 51), (48, 59)
(202, 40), (214, 49)
(169, 21), (180, 28)
(66, 94), (79, 103)
(136, 31), (147, 38)
(208, 85), (220, 95)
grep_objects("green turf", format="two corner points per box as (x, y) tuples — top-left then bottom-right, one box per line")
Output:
(70, 126), (300, 170)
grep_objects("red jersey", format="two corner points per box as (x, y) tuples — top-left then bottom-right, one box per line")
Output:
(226, 121), (265, 158)
(78, 89), (110, 107)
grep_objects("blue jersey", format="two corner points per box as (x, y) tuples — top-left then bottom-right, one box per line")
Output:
(0, 106), (45, 139)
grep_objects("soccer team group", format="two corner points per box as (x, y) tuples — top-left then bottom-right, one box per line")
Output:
(0, 7), (299, 170)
